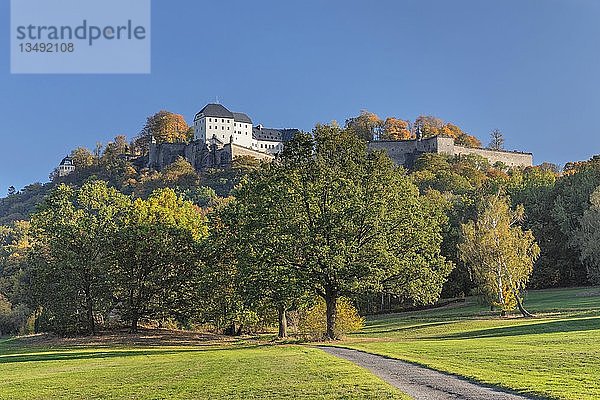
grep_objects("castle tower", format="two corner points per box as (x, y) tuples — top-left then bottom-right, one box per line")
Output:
(192, 104), (253, 149)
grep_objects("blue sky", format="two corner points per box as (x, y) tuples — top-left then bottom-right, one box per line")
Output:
(1, 0), (600, 192)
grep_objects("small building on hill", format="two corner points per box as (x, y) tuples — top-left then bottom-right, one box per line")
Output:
(57, 156), (76, 177)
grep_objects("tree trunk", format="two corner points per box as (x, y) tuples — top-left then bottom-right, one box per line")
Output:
(277, 305), (288, 338)
(513, 290), (536, 318)
(325, 292), (337, 340)
(85, 286), (95, 335)
(34, 308), (41, 334)
(225, 321), (236, 336)
(131, 310), (139, 333)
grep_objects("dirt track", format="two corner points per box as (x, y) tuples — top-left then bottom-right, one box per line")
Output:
(320, 346), (538, 400)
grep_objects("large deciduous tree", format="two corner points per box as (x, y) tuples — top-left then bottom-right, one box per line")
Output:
(577, 186), (600, 284)
(114, 188), (207, 332)
(217, 166), (309, 338)
(459, 194), (540, 317)
(264, 125), (452, 339)
(29, 181), (130, 334)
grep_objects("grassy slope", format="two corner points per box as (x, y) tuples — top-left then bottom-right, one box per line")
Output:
(341, 287), (600, 400)
(0, 340), (408, 400)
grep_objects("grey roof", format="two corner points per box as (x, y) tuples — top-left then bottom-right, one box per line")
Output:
(253, 127), (300, 142)
(60, 156), (74, 166)
(280, 128), (300, 142)
(194, 104), (234, 120)
(233, 112), (252, 124)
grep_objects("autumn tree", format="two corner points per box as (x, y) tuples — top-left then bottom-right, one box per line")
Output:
(133, 111), (191, 154)
(70, 147), (95, 168)
(413, 116), (481, 147)
(382, 117), (411, 140)
(414, 115), (445, 137)
(459, 194), (540, 317)
(488, 129), (505, 150)
(345, 110), (383, 141)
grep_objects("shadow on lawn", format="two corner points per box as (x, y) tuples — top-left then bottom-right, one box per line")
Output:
(436, 316), (600, 339)
(0, 344), (269, 365)
(357, 321), (453, 335)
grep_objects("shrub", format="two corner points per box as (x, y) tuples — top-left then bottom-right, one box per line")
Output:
(298, 297), (364, 340)
(0, 295), (32, 336)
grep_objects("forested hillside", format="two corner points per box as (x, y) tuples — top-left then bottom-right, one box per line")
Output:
(2, 113), (600, 338)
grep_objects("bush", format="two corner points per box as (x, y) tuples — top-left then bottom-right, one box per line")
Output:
(0, 295), (32, 336)
(298, 297), (364, 340)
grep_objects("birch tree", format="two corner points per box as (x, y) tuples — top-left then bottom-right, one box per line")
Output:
(459, 194), (540, 317)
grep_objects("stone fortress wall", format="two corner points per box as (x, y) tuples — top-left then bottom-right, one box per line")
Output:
(368, 136), (533, 168)
(148, 137), (274, 172)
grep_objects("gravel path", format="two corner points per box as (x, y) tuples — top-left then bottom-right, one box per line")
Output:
(319, 346), (537, 400)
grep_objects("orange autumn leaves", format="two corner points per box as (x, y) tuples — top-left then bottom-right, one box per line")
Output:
(346, 110), (481, 148)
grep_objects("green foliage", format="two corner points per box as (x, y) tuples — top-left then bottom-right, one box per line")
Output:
(0, 183), (51, 225)
(114, 188), (207, 331)
(266, 125), (451, 339)
(29, 181), (131, 334)
(459, 195), (540, 314)
(577, 186), (600, 283)
(0, 294), (31, 336)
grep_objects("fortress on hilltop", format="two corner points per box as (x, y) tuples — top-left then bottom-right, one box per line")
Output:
(147, 103), (300, 171)
(56, 103), (533, 176)
(148, 103), (533, 171)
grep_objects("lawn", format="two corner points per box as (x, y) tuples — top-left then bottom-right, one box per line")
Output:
(340, 287), (600, 400)
(2, 287), (598, 400)
(0, 338), (408, 400)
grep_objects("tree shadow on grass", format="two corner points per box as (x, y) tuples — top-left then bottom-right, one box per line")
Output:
(435, 317), (600, 340)
(356, 321), (453, 336)
(0, 343), (271, 365)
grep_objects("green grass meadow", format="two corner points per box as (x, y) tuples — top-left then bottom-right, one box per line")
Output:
(2, 287), (600, 399)
(340, 287), (600, 400)
(0, 341), (407, 399)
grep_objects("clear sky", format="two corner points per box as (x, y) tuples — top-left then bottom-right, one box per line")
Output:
(2, 0), (600, 192)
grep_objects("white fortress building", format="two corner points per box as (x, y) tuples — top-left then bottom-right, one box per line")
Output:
(193, 104), (296, 156)
(148, 104), (300, 171)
